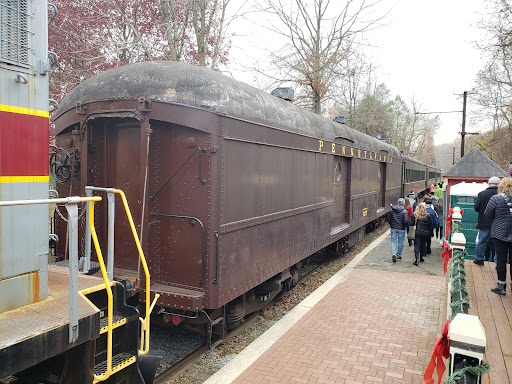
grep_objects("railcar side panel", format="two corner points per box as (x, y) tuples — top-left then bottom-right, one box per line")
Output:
(222, 139), (260, 224)
(219, 227), (259, 304)
(293, 150), (316, 207)
(261, 145), (293, 214)
(147, 123), (211, 288)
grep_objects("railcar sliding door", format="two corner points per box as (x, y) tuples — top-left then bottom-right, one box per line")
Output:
(332, 156), (350, 227)
(379, 162), (386, 208)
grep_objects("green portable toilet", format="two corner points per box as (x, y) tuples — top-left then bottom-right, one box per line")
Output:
(449, 182), (488, 259)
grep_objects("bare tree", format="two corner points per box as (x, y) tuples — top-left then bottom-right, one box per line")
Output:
(259, 0), (386, 114)
(157, 0), (192, 61)
(474, 0), (512, 131)
(470, 0), (512, 167)
(190, 0), (231, 68)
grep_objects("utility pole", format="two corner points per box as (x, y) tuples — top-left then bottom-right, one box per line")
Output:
(461, 91), (467, 158)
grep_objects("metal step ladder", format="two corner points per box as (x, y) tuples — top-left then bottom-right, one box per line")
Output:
(82, 187), (161, 383)
(204, 307), (226, 349)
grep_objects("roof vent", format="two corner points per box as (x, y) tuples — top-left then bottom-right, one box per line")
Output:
(334, 115), (346, 124)
(271, 87), (294, 102)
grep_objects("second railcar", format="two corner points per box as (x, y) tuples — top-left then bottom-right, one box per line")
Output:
(402, 155), (442, 197)
(53, 61), (402, 330)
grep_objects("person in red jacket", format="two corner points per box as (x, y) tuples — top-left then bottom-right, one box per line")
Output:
(404, 199), (414, 246)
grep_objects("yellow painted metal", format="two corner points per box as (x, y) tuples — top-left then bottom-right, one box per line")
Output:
(78, 281), (116, 312)
(79, 282), (116, 296)
(89, 200), (114, 382)
(88, 188), (160, 382)
(92, 356), (136, 384)
(0, 103), (50, 117)
(113, 189), (159, 355)
(0, 176), (49, 183)
(100, 318), (127, 334)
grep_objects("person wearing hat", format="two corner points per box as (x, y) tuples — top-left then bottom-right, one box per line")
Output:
(386, 198), (409, 262)
(474, 176), (500, 265)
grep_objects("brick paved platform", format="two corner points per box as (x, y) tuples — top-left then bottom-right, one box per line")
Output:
(206, 231), (448, 384)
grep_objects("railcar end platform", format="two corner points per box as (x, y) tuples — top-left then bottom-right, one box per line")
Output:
(0, 265), (102, 377)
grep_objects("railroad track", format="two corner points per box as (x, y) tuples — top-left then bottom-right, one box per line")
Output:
(154, 312), (260, 383)
(153, 252), (334, 383)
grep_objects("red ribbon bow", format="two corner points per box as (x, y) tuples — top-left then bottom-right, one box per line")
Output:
(424, 320), (450, 384)
(445, 208), (454, 239)
(441, 242), (452, 275)
(445, 208), (464, 239)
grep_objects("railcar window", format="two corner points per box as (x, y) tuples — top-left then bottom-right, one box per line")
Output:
(0, 0), (29, 67)
(335, 162), (341, 182)
(405, 169), (426, 182)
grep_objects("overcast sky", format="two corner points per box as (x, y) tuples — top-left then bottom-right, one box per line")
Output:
(226, 0), (489, 145)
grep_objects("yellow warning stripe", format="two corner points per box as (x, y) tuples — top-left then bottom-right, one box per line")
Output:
(0, 104), (49, 118)
(0, 176), (49, 183)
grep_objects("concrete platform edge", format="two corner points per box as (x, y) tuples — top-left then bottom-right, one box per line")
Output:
(204, 229), (390, 384)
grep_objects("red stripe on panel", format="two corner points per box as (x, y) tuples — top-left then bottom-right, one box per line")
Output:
(0, 110), (49, 176)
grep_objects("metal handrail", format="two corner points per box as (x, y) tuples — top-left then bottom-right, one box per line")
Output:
(113, 189), (158, 355)
(89, 200), (114, 382)
(89, 188), (159, 382)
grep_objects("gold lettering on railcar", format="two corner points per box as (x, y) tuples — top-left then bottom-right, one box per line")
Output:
(357, 149), (361, 157)
(370, 152), (373, 160)
(383, 155), (386, 162)
(342, 146), (346, 155)
(319, 140), (324, 151)
(350, 148), (354, 156)
(389, 157), (392, 163)
(364, 150), (367, 158)
(363, 208), (368, 217)
(332, 143), (336, 153)
(379, 154), (382, 161)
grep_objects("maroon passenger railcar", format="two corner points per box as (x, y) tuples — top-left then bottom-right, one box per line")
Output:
(53, 61), (401, 332)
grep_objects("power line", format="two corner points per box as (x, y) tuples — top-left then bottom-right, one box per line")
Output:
(414, 111), (463, 114)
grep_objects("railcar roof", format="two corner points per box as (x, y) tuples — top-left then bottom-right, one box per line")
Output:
(402, 155), (442, 171)
(56, 61), (399, 155)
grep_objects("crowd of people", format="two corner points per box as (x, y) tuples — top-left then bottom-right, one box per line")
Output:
(388, 185), (443, 266)
(387, 176), (512, 295)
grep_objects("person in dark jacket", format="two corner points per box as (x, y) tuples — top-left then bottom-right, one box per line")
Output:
(387, 198), (409, 262)
(485, 177), (512, 295)
(424, 199), (439, 254)
(474, 177), (500, 265)
(434, 197), (444, 244)
(410, 204), (433, 266)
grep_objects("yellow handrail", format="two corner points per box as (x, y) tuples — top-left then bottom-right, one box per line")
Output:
(89, 188), (159, 383)
(89, 200), (114, 382)
(113, 189), (158, 355)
